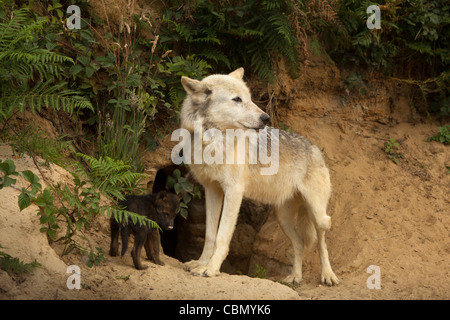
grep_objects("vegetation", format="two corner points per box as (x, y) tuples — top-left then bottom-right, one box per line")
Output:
(0, 158), (155, 260)
(384, 137), (404, 165)
(327, 0), (449, 115)
(166, 168), (202, 218)
(0, 7), (92, 120)
(428, 125), (450, 145)
(0, 245), (41, 277)
(161, 0), (304, 83)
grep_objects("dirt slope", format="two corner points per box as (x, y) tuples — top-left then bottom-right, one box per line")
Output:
(0, 145), (300, 300)
(248, 58), (449, 299)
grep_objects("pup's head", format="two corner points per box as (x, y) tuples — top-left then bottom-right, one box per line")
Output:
(180, 68), (270, 132)
(154, 191), (181, 230)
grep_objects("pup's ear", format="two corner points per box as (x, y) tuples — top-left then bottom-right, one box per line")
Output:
(156, 190), (167, 201)
(176, 192), (185, 201)
(228, 67), (244, 80)
(181, 76), (211, 96)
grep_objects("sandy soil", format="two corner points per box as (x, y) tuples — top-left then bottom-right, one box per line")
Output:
(0, 144), (299, 300)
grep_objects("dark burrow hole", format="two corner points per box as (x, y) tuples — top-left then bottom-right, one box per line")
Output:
(151, 165), (269, 276)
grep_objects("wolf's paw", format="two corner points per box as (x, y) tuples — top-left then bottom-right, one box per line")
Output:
(321, 270), (339, 286)
(190, 265), (220, 278)
(184, 260), (201, 271)
(282, 273), (303, 285)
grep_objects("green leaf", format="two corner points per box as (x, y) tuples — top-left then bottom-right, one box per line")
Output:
(166, 175), (176, 190)
(18, 192), (31, 211)
(76, 219), (83, 230)
(174, 182), (182, 194)
(69, 64), (83, 76)
(47, 229), (57, 239)
(179, 180), (193, 192)
(77, 56), (90, 66)
(179, 207), (188, 219)
(85, 66), (95, 77)
(1, 176), (16, 188)
(182, 193), (191, 204)
(21, 170), (39, 184)
(180, 202), (188, 209)
(173, 169), (181, 179)
(0, 160), (18, 175)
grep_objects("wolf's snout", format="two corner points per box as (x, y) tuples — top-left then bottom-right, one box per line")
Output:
(260, 114), (270, 125)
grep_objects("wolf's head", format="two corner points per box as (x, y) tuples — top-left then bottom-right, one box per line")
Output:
(180, 68), (270, 132)
(154, 191), (181, 231)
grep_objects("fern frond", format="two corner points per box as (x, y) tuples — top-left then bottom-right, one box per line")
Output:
(75, 153), (147, 200)
(0, 7), (91, 120)
(7, 124), (73, 167)
(109, 207), (160, 230)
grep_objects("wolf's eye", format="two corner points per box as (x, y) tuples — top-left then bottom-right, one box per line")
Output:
(232, 97), (242, 103)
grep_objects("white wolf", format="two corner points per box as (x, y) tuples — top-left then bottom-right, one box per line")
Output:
(179, 68), (339, 285)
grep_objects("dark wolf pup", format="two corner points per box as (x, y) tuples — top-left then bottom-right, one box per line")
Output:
(110, 191), (181, 270)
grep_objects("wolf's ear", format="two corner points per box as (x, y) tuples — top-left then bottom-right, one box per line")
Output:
(156, 190), (167, 201)
(181, 77), (211, 96)
(228, 67), (244, 80)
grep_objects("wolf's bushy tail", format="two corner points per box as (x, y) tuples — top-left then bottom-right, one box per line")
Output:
(297, 210), (317, 249)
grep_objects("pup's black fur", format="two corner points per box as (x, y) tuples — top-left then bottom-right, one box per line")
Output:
(109, 191), (181, 270)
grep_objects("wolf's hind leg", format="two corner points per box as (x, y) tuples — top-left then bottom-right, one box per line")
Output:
(302, 191), (339, 285)
(275, 199), (305, 284)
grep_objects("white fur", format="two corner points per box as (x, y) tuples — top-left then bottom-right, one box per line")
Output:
(180, 68), (339, 285)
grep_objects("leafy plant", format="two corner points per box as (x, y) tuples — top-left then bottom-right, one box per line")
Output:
(0, 245), (41, 277)
(1, 156), (158, 260)
(345, 72), (369, 95)
(384, 137), (404, 164)
(327, 0), (450, 115)
(0, 7), (93, 121)
(0, 159), (19, 189)
(7, 124), (73, 167)
(428, 125), (450, 145)
(85, 247), (105, 268)
(166, 168), (201, 219)
(116, 274), (131, 281)
(161, 0), (303, 83)
(249, 264), (267, 279)
(75, 153), (147, 199)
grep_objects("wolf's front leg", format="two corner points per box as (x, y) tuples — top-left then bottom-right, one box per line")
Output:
(185, 182), (223, 271)
(191, 188), (243, 277)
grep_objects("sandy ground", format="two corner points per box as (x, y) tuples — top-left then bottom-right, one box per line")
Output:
(0, 144), (299, 300)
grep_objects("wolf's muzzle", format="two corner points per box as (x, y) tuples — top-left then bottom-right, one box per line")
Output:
(260, 114), (270, 125)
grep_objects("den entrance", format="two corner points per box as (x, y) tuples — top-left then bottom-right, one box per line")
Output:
(151, 165), (269, 276)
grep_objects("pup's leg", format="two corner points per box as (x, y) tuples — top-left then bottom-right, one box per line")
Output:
(190, 187), (243, 277)
(144, 228), (164, 266)
(109, 217), (120, 256)
(131, 230), (148, 270)
(185, 182), (223, 271)
(275, 199), (304, 284)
